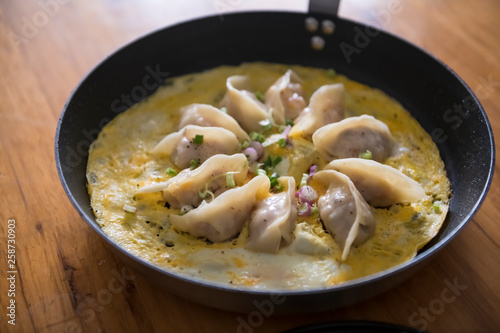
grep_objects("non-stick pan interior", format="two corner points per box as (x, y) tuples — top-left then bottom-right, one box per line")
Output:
(56, 11), (494, 311)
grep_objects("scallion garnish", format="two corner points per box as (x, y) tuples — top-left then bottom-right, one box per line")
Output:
(285, 119), (294, 126)
(166, 168), (178, 177)
(193, 134), (204, 144)
(199, 189), (215, 201)
(226, 173), (236, 188)
(123, 204), (137, 214)
(241, 140), (249, 149)
(255, 91), (265, 102)
(189, 159), (200, 169)
(278, 138), (286, 148)
(275, 183), (284, 192)
(300, 173), (308, 188)
(269, 172), (279, 188)
(273, 156), (282, 166)
(259, 119), (273, 132)
(259, 119), (272, 132)
(311, 204), (319, 215)
(263, 155), (273, 170)
(249, 131), (265, 143)
(359, 150), (372, 160)
(433, 201), (442, 213)
(326, 68), (336, 79)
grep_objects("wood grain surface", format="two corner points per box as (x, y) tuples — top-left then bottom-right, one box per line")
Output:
(1, 0), (499, 332)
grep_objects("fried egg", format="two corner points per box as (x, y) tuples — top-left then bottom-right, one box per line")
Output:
(87, 63), (450, 290)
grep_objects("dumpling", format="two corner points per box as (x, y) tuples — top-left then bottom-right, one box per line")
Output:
(312, 115), (395, 162)
(289, 83), (345, 138)
(313, 170), (375, 261)
(265, 70), (307, 125)
(246, 177), (297, 253)
(136, 154), (249, 209)
(170, 175), (270, 243)
(220, 75), (268, 133)
(178, 103), (249, 142)
(326, 158), (426, 207)
(151, 125), (240, 169)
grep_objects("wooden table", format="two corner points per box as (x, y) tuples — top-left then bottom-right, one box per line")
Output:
(1, 1), (499, 332)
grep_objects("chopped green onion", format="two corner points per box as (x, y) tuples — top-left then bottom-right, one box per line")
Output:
(433, 201), (442, 213)
(275, 183), (284, 192)
(249, 131), (265, 143)
(269, 172), (279, 188)
(255, 91), (265, 102)
(273, 156), (282, 167)
(249, 162), (259, 174)
(285, 119), (294, 126)
(258, 169), (267, 177)
(123, 204), (137, 214)
(189, 159), (200, 169)
(166, 168), (178, 177)
(258, 119), (272, 132)
(226, 173), (236, 188)
(311, 205), (319, 215)
(326, 68), (336, 79)
(263, 155), (273, 170)
(193, 134), (204, 144)
(199, 189), (215, 201)
(359, 150), (372, 160)
(300, 173), (308, 188)
(259, 119), (271, 126)
(241, 140), (249, 149)
(220, 107), (227, 113)
(278, 125), (286, 132)
(278, 138), (286, 148)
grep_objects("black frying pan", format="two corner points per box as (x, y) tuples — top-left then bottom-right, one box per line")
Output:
(55, 0), (495, 313)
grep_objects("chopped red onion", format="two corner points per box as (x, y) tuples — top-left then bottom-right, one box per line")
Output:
(298, 185), (318, 204)
(248, 140), (264, 159)
(309, 165), (317, 177)
(243, 147), (258, 162)
(298, 202), (312, 216)
(282, 125), (292, 142)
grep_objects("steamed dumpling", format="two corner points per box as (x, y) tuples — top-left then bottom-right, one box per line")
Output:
(246, 177), (297, 253)
(151, 125), (239, 169)
(312, 115), (395, 162)
(326, 158), (426, 207)
(289, 83), (345, 138)
(178, 103), (249, 142)
(137, 154), (249, 209)
(220, 75), (268, 133)
(313, 170), (375, 261)
(265, 70), (307, 125)
(170, 175), (270, 243)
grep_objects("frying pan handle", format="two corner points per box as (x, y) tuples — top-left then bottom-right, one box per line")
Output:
(308, 0), (340, 16)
